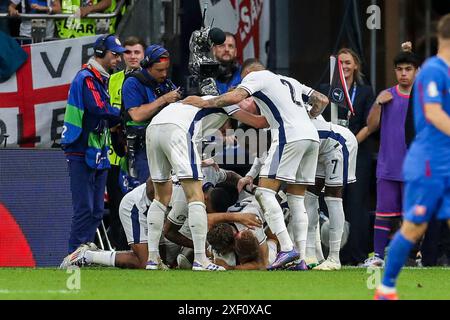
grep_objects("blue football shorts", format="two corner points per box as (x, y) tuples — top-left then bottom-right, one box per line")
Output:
(404, 176), (450, 224)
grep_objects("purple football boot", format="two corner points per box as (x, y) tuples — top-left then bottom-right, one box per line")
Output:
(285, 260), (308, 271)
(267, 248), (300, 271)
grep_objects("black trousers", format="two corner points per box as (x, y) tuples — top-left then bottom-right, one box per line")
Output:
(421, 218), (450, 266)
(341, 148), (373, 265)
(106, 165), (129, 251)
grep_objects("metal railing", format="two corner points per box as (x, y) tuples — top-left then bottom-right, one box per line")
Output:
(0, 0), (126, 20)
(0, 0), (127, 43)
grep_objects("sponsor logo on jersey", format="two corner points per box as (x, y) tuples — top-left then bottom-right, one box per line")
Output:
(414, 205), (427, 217)
(427, 81), (439, 98)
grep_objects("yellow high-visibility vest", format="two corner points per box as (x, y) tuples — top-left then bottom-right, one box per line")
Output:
(107, 69), (125, 166)
(56, 0), (119, 38)
(109, 69), (125, 110)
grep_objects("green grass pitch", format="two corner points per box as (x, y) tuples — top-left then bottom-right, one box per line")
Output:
(0, 267), (449, 300)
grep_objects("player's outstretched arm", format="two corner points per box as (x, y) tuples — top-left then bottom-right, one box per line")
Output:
(232, 109), (269, 129)
(183, 88), (250, 109)
(308, 91), (330, 118)
(424, 103), (450, 136)
(163, 220), (194, 248)
(233, 261), (265, 270)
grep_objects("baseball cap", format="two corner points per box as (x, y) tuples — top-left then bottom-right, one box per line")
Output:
(94, 35), (127, 54)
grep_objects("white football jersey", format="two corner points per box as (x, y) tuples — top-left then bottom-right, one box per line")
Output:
(238, 70), (319, 144)
(119, 183), (151, 244)
(330, 122), (357, 151)
(311, 116), (340, 156)
(167, 167), (228, 226)
(170, 166), (227, 186)
(149, 96), (240, 143)
(226, 197), (267, 245)
(211, 197), (268, 267)
(246, 154), (268, 179)
(311, 115), (358, 185)
(120, 183), (151, 214)
(312, 116), (357, 156)
(199, 166), (228, 187)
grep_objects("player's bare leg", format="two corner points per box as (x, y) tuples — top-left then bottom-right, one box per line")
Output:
(401, 221), (428, 242)
(114, 244), (148, 269)
(61, 243), (148, 270)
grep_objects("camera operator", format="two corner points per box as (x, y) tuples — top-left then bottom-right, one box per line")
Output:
(122, 45), (181, 184)
(213, 32), (242, 94)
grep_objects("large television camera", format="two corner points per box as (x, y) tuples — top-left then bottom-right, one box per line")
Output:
(187, 7), (226, 96)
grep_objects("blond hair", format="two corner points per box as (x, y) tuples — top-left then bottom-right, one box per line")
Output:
(338, 48), (364, 84)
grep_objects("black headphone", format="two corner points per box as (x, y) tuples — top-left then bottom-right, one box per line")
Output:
(140, 45), (168, 69)
(94, 34), (115, 58)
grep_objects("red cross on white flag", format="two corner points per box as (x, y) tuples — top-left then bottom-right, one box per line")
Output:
(0, 36), (100, 148)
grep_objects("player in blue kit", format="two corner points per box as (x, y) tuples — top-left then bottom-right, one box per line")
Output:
(375, 14), (450, 300)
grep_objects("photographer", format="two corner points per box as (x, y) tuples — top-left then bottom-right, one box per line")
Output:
(122, 45), (181, 184)
(213, 32), (242, 94)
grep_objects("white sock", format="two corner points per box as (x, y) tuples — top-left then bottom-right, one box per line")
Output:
(188, 202), (209, 265)
(85, 250), (116, 267)
(287, 193), (308, 260)
(325, 197), (344, 263)
(315, 221), (325, 262)
(379, 284), (397, 294)
(255, 187), (293, 252)
(147, 200), (166, 262)
(305, 191), (319, 259)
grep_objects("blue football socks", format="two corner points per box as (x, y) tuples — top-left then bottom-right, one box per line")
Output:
(382, 232), (415, 288)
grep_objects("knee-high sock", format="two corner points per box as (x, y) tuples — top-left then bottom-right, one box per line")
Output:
(188, 201), (209, 264)
(315, 221), (325, 262)
(287, 194), (308, 260)
(85, 250), (116, 267)
(325, 197), (344, 262)
(382, 232), (415, 288)
(255, 187), (293, 252)
(374, 216), (392, 259)
(305, 192), (319, 259)
(147, 200), (167, 261)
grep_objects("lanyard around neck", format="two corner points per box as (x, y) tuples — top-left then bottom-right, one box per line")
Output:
(350, 83), (357, 105)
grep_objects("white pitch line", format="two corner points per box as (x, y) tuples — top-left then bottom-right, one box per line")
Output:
(0, 289), (80, 294)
